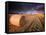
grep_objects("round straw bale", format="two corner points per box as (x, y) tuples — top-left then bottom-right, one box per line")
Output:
(9, 14), (26, 27)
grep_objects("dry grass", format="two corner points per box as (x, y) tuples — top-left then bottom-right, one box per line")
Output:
(8, 14), (45, 32)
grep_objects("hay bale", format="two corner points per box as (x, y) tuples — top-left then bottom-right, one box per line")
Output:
(9, 14), (27, 32)
(9, 14), (26, 27)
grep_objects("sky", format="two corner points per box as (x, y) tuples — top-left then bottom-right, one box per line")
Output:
(6, 1), (45, 14)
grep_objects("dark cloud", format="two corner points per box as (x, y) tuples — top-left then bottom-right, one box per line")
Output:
(6, 2), (44, 14)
